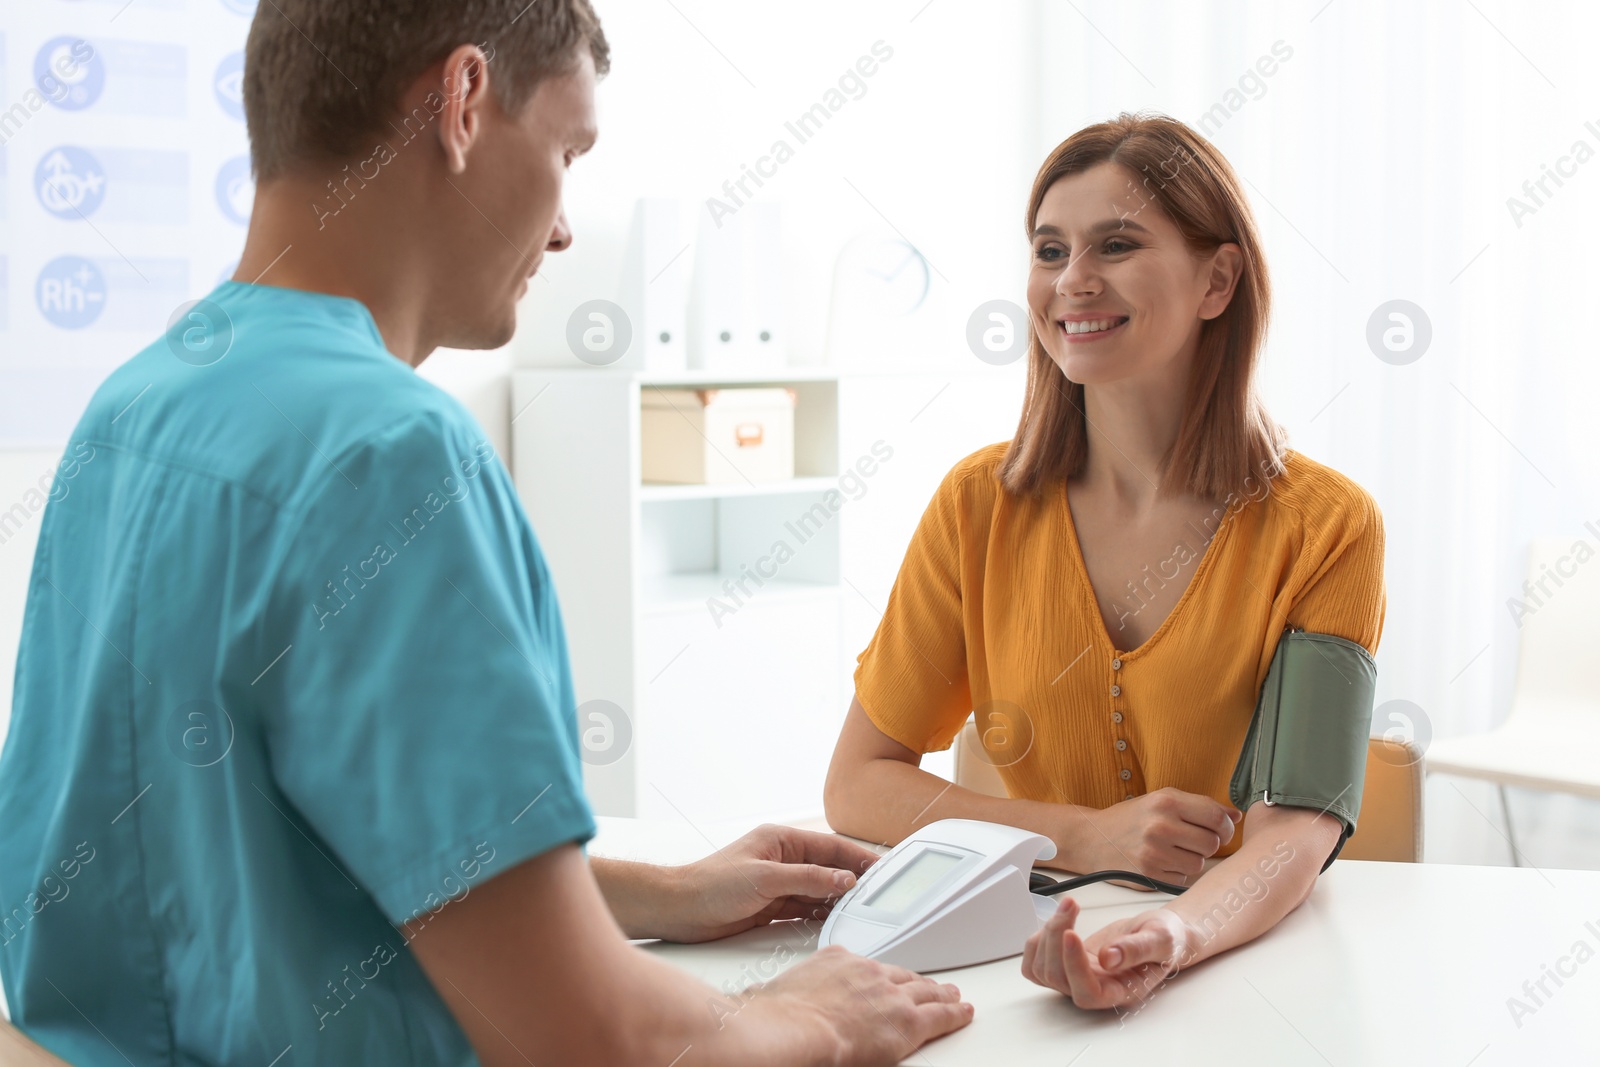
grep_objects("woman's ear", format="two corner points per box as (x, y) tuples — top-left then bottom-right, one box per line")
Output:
(1197, 243), (1245, 321)
(436, 44), (494, 176)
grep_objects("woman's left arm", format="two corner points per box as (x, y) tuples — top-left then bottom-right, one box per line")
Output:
(1020, 802), (1342, 1009)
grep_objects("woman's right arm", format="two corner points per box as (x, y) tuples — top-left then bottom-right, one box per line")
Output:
(823, 696), (1091, 866)
(823, 696), (1241, 882)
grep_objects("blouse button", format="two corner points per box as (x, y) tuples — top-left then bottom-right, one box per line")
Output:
(1110, 684), (1122, 697)
(1112, 658), (1122, 670)
(1119, 769), (1131, 781)
(1115, 739), (1127, 751)
(1112, 711), (1123, 723)
(1125, 793), (1135, 801)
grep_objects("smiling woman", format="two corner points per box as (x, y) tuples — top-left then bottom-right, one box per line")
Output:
(1004, 113), (1280, 501)
(825, 111), (1386, 1010)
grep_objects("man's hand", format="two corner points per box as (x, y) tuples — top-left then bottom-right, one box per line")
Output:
(733, 944), (973, 1066)
(666, 824), (882, 942)
(596, 824), (883, 943)
(1020, 895), (1196, 1010)
(414, 842), (971, 1066)
(1074, 787), (1242, 884)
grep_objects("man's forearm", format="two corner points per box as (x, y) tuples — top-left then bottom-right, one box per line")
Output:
(586, 864), (857, 1065)
(1164, 806), (1340, 967)
(618, 941), (834, 1066)
(590, 856), (683, 940)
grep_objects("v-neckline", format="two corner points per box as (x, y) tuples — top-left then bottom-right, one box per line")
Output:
(1058, 483), (1242, 662)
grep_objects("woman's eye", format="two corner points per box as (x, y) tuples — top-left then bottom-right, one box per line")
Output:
(1036, 239), (1135, 262)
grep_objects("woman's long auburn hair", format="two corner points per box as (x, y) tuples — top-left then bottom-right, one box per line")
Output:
(998, 112), (1289, 501)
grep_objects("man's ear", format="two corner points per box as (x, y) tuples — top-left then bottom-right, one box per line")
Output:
(436, 44), (494, 176)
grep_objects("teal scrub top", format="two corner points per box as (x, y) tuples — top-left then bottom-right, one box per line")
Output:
(0, 281), (597, 1065)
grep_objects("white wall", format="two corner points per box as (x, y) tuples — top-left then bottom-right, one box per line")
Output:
(509, 0), (1041, 373)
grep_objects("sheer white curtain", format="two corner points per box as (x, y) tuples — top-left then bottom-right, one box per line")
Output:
(1033, 0), (1600, 867)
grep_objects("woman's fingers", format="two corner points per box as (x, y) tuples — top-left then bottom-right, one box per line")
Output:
(1158, 841), (1208, 879)
(1038, 894), (1080, 947)
(1026, 895), (1078, 993)
(1033, 918), (1063, 989)
(1020, 929), (1041, 976)
(1168, 822), (1225, 859)
(1169, 791), (1242, 843)
(1041, 928), (1074, 994)
(1058, 924), (1110, 1006)
(1024, 898), (1185, 1009)
(1044, 896), (1108, 1005)
(1099, 921), (1175, 971)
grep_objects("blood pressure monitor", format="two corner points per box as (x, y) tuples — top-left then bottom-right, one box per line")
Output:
(818, 819), (1058, 973)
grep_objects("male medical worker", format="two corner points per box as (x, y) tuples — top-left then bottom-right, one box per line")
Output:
(0, 2), (972, 1063)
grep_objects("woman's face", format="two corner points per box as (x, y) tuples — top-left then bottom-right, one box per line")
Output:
(1026, 160), (1240, 388)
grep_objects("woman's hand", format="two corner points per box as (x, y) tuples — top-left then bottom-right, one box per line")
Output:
(1073, 787), (1242, 884)
(1020, 895), (1198, 1009)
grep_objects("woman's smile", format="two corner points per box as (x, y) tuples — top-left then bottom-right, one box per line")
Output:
(1058, 314), (1130, 343)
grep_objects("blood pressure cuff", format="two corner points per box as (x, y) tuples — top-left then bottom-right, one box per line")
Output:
(1228, 629), (1377, 872)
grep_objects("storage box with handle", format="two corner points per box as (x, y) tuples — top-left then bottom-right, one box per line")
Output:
(641, 387), (797, 485)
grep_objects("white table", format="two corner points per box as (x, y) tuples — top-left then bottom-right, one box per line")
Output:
(592, 816), (1600, 1065)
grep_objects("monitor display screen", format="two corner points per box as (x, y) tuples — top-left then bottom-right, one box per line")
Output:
(864, 849), (964, 915)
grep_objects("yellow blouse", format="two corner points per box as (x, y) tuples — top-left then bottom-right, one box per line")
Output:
(853, 444), (1386, 859)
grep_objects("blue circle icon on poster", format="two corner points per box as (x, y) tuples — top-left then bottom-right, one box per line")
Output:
(214, 52), (246, 121)
(33, 37), (104, 111)
(215, 156), (254, 225)
(35, 147), (108, 219)
(36, 256), (108, 329)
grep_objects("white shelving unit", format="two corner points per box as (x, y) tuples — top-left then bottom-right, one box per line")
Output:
(511, 363), (1028, 823)
(512, 367), (855, 822)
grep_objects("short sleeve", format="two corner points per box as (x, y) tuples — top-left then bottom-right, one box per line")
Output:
(853, 464), (976, 753)
(258, 411), (595, 924)
(1284, 484), (1387, 656)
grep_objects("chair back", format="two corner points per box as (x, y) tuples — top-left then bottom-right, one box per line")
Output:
(1508, 537), (1600, 722)
(1341, 736), (1424, 862)
(952, 720), (1008, 800)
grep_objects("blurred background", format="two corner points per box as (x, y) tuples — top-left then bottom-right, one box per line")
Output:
(3, 0), (1599, 872)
